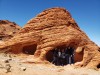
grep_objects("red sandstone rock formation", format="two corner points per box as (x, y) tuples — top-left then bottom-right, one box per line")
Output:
(0, 20), (21, 41)
(0, 8), (100, 69)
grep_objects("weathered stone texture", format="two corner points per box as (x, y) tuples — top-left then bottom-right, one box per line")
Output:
(0, 20), (21, 41)
(0, 8), (99, 68)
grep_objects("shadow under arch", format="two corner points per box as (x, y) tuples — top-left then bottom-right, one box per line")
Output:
(22, 44), (37, 55)
(97, 64), (100, 68)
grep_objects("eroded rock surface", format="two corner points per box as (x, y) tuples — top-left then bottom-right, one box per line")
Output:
(0, 8), (100, 69)
(0, 20), (21, 41)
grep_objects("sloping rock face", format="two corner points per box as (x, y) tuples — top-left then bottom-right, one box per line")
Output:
(0, 8), (100, 68)
(0, 20), (21, 41)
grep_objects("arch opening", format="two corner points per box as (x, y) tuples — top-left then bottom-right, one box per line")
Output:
(22, 44), (37, 55)
(46, 46), (83, 66)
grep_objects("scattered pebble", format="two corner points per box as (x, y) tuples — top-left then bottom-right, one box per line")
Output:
(4, 59), (12, 63)
(8, 58), (12, 61)
(0, 64), (4, 68)
(4, 60), (9, 63)
(20, 67), (26, 71)
(5, 64), (11, 73)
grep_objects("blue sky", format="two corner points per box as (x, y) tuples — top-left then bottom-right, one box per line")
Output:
(0, 0), (100, 46)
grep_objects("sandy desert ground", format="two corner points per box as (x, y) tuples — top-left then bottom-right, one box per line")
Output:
(0, 53), (100, 75)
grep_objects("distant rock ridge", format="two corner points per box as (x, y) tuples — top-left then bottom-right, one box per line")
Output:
(0, 20), (21, 41)
(0, 7), (100, 69)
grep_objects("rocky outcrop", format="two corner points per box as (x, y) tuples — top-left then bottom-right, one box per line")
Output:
(0, 20), (21, 41)
(0, 8), (100, 69)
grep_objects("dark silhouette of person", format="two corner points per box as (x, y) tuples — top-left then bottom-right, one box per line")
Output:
(55, 48), (62, 66)
(69, 47), (74, 64)
(65, 47), (71, 64)
(65, 47), (74, 64)
(60, 49), (67, 66)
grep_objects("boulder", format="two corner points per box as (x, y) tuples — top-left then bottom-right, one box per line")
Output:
(0, 7), (100, 68)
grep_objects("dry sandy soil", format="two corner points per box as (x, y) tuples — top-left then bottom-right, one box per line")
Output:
(0, 53), (100, 75)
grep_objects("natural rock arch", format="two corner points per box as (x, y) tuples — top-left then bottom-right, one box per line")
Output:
(0, 7), (100, 68)
(45, 45), (83, 65)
